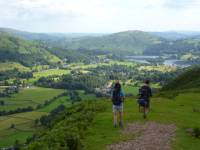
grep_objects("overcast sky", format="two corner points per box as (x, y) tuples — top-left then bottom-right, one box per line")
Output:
(0, 0), (200, 33)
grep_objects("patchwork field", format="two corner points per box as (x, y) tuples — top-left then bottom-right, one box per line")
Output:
(0, 111), (47, 147)
(0, 87), (64, 111)
(33, 69), (70, 78)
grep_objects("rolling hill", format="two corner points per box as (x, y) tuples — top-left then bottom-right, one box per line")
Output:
(0, 28), (60, 40)
(0, 32), (61, 67)
(63, 30), (164, 55)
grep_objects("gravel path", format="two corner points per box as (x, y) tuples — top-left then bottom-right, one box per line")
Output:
(108, 122), (176, 150)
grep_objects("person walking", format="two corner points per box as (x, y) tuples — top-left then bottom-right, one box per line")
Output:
(138, 80), (152, 118)
(111, 81), (125, 128)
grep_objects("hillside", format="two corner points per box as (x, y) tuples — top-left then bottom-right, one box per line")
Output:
(0, 28), (59, 40)
(162, 66), (200, 90)
(0, 32), (61, 66)
(63, 30), (164, 54)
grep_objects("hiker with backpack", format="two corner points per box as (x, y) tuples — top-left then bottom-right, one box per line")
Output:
(111, 81), (125, 128)
(138, 80), (152, 118)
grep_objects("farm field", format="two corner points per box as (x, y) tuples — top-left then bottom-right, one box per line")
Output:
(0, 87), (64, 111)
(0, 111), (47, 147)
(33, 69), (70, 78)
(38, 96), (70, 112)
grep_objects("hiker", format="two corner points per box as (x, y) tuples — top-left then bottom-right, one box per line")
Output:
(138, 80), (152, 118)
(111, 81), (125, 127)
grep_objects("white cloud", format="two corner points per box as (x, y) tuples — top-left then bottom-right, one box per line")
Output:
(0, 0), (200, 32)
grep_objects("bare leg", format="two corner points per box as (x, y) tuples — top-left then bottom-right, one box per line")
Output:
(113, 112), (117, 127)
(119, 111), (123, 127)
(143, 107), (147, 119)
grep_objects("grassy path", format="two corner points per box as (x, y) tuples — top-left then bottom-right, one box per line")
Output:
(83, 92), (200, 150)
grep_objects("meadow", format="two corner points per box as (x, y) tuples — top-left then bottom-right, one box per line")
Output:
(0, 87), (64, 111)
(0, 62), (30, 72)
(0, 111), (47, 147)
(33, 69), (70, 78)
(82, 90), (200, 150)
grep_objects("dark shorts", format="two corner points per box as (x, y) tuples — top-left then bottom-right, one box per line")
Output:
(138, 99), (150, 108)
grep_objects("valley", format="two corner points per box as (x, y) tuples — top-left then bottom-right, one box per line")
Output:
(0, 28), (200, 149)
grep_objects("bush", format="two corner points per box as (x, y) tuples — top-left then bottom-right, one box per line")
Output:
(24, 101), (106, 150)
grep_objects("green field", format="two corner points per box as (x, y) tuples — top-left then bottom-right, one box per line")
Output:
(0, 87), (64, 111)
(123, 85), (139, 95)
(0, 62), (30, 72)
(33, 69), (70, 78)
(0, 111), (47, 147)
(82, 91), (200, 150)
(38, 96), (70, 112)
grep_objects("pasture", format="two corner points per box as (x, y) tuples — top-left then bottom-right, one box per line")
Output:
(0, 111), (47, 147)
(0, 87), (64, 111)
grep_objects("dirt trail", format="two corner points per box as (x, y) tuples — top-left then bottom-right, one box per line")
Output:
(108, 122), (176, 150)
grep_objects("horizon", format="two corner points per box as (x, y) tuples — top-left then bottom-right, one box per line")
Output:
(1, 27), (200, 34)
(0, 0), (200, 33)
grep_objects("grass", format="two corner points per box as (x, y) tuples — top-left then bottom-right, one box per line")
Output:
(0, 111), (47, 147)
(123, 85), (139, 95)
(0, 62), (30, 72)
(82, 91), (200, 150)
(33, 69), (70, 78)
(38, 96), (70, 112)
(138, 65), (176, 72)
(0, 87), (64, 111)
(68, 61), (137, 70)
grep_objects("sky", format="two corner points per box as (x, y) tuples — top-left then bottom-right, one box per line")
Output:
(0, 0), (200, 33)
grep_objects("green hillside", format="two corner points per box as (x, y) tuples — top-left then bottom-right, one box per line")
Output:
(23, 92), (200, 150)
(0, 32), (61, 66)
(162, 66), (200, 91)
(64, 31), (163, 54)
(0, 28), (57, 40)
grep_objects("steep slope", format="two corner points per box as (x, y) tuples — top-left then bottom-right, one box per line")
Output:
(0, 32), (61, 66)
(64, 30), (164, 54)
(162, 66), (200, 90)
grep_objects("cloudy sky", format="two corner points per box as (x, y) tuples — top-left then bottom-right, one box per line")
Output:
(0, 0), (200, 33)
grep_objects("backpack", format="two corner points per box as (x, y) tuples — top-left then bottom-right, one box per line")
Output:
(139, 86), (150, 99)
(112, 89), (122, 105)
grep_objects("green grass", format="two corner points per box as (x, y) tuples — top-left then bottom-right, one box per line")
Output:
(0, 87), (64, 111)
(0, 62), (30, 72)
(78, 90), (97, 100)
(83, 91), (200, 150)
(68, 61), (136, 70)
(33, 69), (70, 78)
(123, 85), (139, 95)
(38, 96), (70, 112)
(0, 111), (47, 147)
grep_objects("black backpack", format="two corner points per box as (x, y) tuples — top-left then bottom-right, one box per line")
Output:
(112, 89), (122, 105)
(139, 86), (150, 99)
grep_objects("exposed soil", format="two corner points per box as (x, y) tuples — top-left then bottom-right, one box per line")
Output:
(108, 122), (176, 150)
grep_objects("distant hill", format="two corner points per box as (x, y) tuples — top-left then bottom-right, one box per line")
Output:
(152, 32), (188, 40)
(0, 28), (105, 40)
(0, 28), (58, 40)
(63, 30), (164, 55)
(162, 66), (200, 90)
(152, 31), (200, 40)
(1, 28), (200, 57)
(0, 32), (61, 66)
